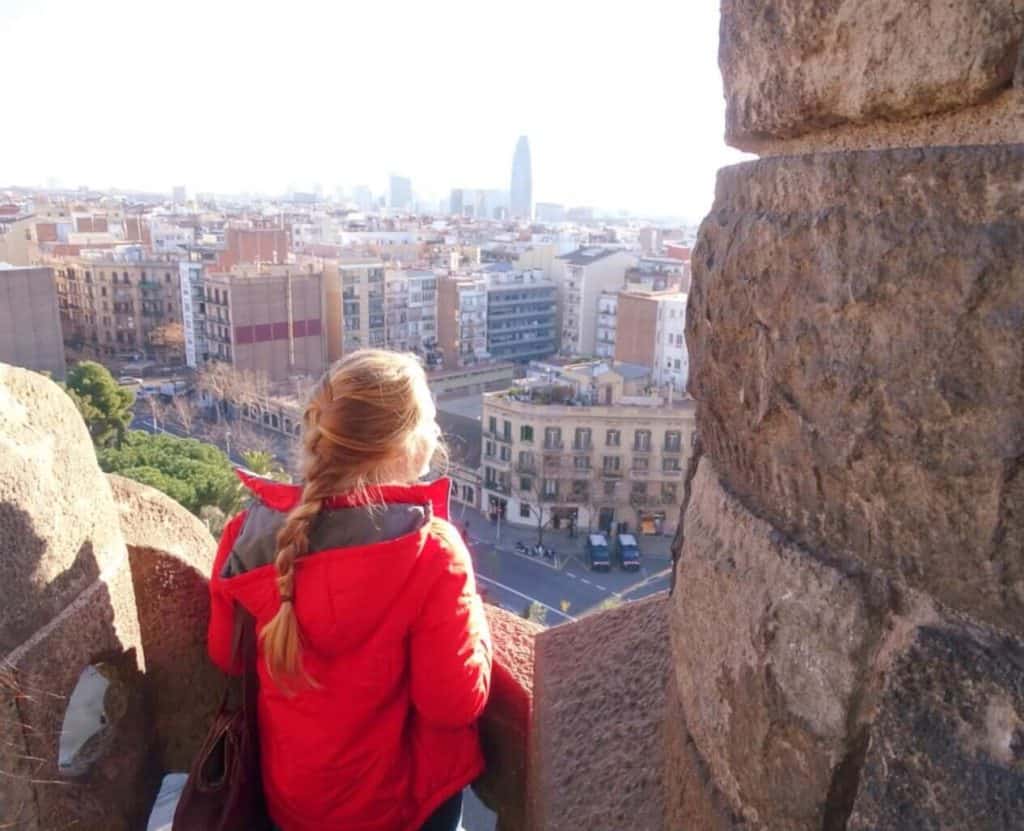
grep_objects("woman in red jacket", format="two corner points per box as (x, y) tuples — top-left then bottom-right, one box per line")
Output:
(207, 349), (492, 831)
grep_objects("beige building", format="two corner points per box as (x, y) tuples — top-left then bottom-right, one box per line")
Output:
(556, 247), (636, 356)
(0, 265), (66, 378)
(481, 361), (695, 536)
(53, 249), (184, 361)
(203, 264), (326, 382)
(437, 274), (489, 367)
(317, 258), (387, 360)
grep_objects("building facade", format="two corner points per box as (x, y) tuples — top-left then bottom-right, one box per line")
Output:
(53, 248), (184, 362)
(595, 291), (617, 358)
(614, 289), (689, 392)
(480, 363), (695, 536)
(510, 136), (533, 220)
(484, 266), (557, 363)
(437, 275), (489, 367)
(0, 265), (66, 378)
(202, 264), (326, 382)
(556, 248), (636, 356)
(389, 176), (413, 212)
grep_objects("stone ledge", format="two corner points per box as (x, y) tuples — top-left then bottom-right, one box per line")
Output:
(531, 594), (669, 831)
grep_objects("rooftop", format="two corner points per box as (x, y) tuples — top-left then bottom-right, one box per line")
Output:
(557, 246), (626, 265)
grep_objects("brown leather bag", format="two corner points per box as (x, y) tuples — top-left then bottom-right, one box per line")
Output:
(173, 606), (272, 831)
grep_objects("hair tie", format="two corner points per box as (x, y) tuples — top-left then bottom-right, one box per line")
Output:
(280, 594), (294, 604)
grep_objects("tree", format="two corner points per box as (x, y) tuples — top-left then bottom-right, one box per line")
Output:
(64, 361), (135, 448)
(97, 430), (246, 516)
(197, 362), (269, 422)
(240, 449), (291, 483)
(170, 394), (196, 434)
(147, 322), (185, 359)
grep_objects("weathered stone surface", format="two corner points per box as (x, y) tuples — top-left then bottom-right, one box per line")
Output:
(0, 364), (128, 653)
(672, 458), (874, 828)
(721, 0), (1024, 148)
(474, 604), (541, 831)
(108, 474), (222, 772)
(688, 145), (1024, 639)
(664, 686), (747, 831)
(1, 563), (156, 831)
(532, 594), (668, 831)
(848, 620), (1024, 830)
(752, 88), (1024, 157)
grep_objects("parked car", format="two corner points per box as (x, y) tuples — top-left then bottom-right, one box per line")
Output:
(585, 533), (611, 571)
(615, 533), (641, 571)
(117, 376), (144, 387)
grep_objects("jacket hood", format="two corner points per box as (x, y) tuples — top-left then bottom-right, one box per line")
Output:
(215, 471), (453, 657)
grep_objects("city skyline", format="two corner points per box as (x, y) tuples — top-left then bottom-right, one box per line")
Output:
(1, 0), (750, 223)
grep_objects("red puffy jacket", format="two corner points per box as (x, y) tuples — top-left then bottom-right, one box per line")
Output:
(208, 473), (492, 831)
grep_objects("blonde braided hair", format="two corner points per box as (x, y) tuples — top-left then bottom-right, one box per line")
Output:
(259, 349), (443, 687)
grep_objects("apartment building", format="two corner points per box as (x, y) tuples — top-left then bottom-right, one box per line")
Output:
(615, 289), (689, 392)
(556, 247), (636, 356)
(0, 264), (66, 377)
(53, 247), (184, 361)
(320, 259), (387, 359)
(484, 264), (558, 363)
(437, 274), (489, 367)
(202, 264), (326, 382)
(480, 360), (696, 536)
(595, 291), (617, 358)
(384, 269), (439, 361)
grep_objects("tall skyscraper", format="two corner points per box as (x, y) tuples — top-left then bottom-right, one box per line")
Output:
(510, 136), (533, 220)
(389, 175), (413, 212)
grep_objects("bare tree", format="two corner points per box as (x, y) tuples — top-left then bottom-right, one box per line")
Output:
(197, 362), (269, 422)
(171, 394), (196, 434)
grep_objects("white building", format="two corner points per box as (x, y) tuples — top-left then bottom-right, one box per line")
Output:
(653, 292), (688, 392)
(595, 291), (617, 358)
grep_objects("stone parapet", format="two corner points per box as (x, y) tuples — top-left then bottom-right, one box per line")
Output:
(721, 0), (1024, 150)
(687, 144), (1024, 639)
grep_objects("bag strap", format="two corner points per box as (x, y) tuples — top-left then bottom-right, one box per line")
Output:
(229, 604), (260, 727)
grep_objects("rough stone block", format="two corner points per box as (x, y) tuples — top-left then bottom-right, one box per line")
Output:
(474, 604), (541, 831)
(664, 687), (747, 831)
(721, 0), (1024, 148)
(688, 145), (1024, 639)
(672, 458), (873, 828)
(848, 620), (1024, 830)
(1, 561), (157, 831)
(108, 474), (222, 772)
(0, 364), (128, 653)
(532, 594), (669, 831)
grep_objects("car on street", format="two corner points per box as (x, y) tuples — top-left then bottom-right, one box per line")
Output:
(615, 533), (641, 571)
(585, 533), (611, 571)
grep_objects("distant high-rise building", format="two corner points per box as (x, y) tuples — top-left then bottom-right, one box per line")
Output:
(510, 136), (533, 220)
(352, 185), (374, 212)
(172, 185), (187, 204)
(389, 175), (413, 212)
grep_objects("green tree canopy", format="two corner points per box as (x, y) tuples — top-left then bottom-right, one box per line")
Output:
(240, 449), (291, 483)
(98, 430), (245, 517)
(64, 362), (135, 448)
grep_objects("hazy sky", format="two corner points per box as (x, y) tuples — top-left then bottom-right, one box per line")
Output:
(2, 0), (749, 221)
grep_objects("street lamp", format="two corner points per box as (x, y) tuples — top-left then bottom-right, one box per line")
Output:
(225, 429), (232, 460)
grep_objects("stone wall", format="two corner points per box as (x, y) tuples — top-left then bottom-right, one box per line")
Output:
(669, 2), (1024, 828)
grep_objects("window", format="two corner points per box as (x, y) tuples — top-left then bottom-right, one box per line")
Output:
(485, 466), (497, 486)
(634, 430), (652, 451)
(663, 456), (681, 472)
(500, 445), (511, 462)
(606, 429), (621, 447)
(662, 483), (678, 504)
(463, 486), (475, 504)
(165, 272), (172, 283)
(604, 480), (617, 497)
(544, 427), (562, 449)
(520, 476), (533, 492)
(574, 427), (591, 450)
(503, 420), (512, 441)
(634, 457), (649, 472)
(602, 455), (620, 472)
(520, 503), (532, 519)
(520, 425), (534, 442)
(571, 480), (588, 498)
(485, 440), (495, 458)
(574, 455), (590, 470)
(631, 482), (648, 499)
(664, 431), (682, 452)
(488, 416), (497, 434)
(518, 450), (534, 469)
(674, 359), (682, 370)
(542, 478), (558, 496)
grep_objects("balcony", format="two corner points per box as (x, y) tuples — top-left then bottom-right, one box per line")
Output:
(600, 468), (624, 479)
(516, 461), (538, 476)
(630, 468), (652, 480)
(485, 481), (511, 496)
(660, 468), (684, 480)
